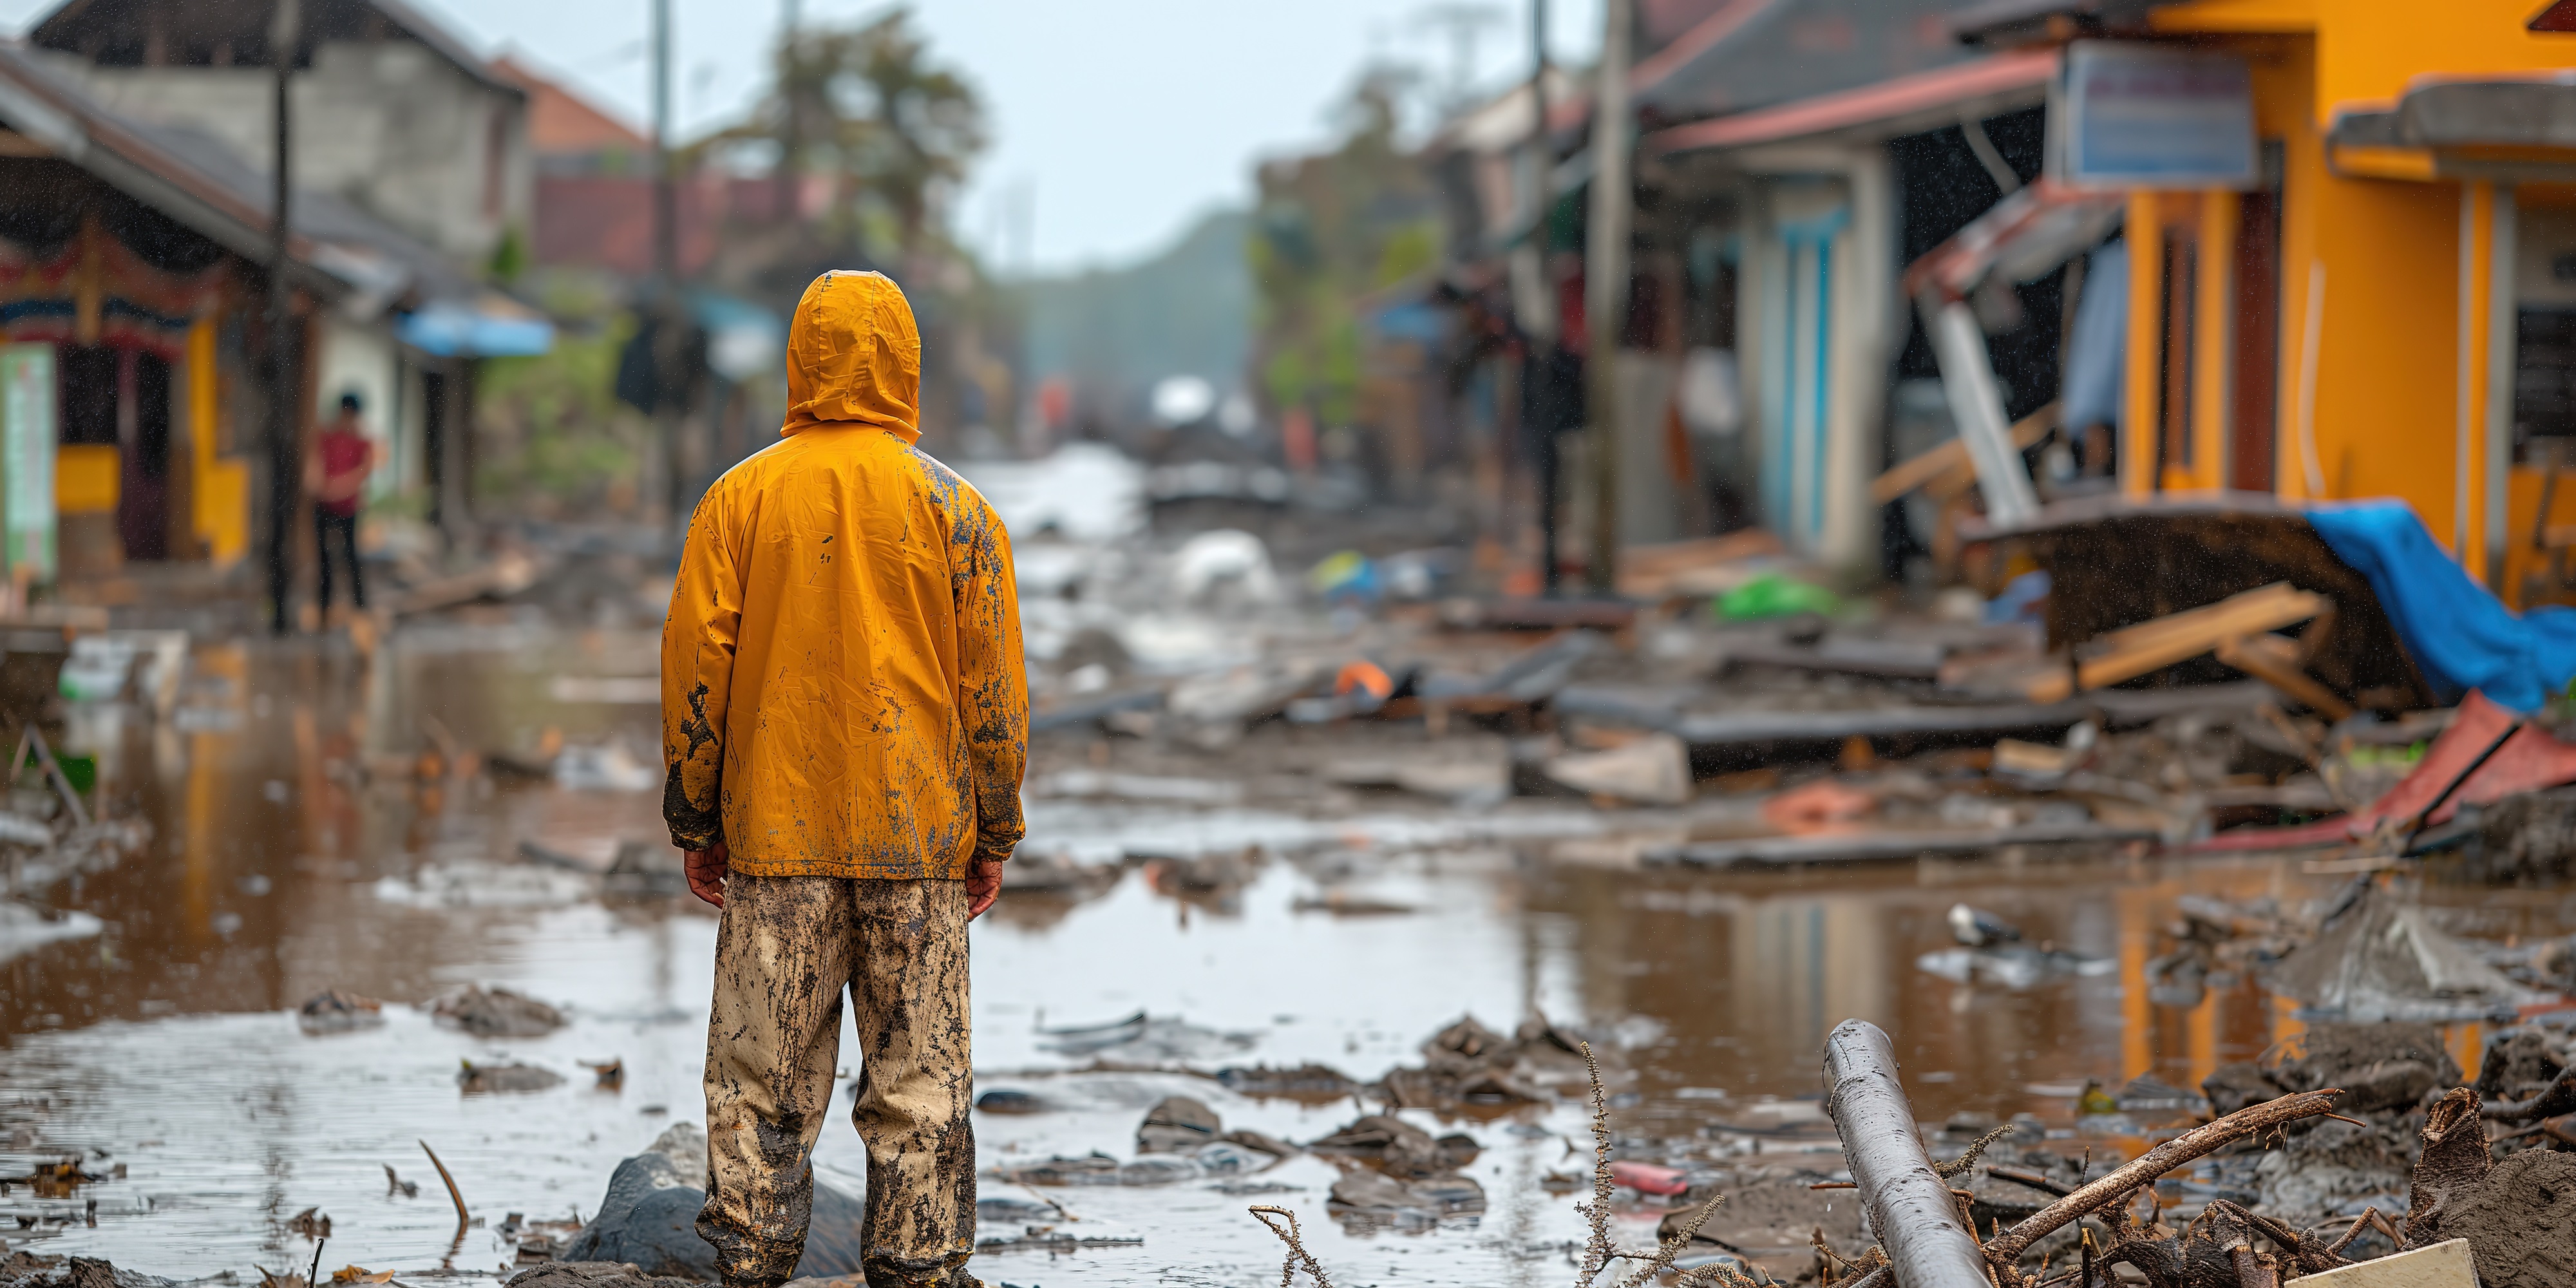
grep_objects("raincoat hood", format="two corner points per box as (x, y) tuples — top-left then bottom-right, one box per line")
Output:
(783, 270), (920, 440)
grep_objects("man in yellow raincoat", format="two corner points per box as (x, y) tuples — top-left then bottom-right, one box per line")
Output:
(661, 270), (1025, 1288)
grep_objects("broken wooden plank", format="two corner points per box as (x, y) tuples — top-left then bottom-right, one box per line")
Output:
(2216, 632), (2357, 721)
(1870, 403), (2058, 506)
(1821, 1020), (1994, 1288)
(2023, 582), (2328, 702)
(1669, 699), (2097, 748)
(1615, 529), (1785, 598)
(1648, 820), (2159, 867)
(1720, 636), (1948, 680)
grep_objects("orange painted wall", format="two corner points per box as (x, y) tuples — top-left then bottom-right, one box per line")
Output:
(2302, 176), (2461, 519)
(2313, 0), (2576, 121)
(2112, 29), (2468, 544)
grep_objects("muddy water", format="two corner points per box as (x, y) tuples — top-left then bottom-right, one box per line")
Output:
(3, 627), (2570, 1283)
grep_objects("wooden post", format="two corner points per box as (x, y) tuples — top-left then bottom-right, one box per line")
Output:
(265, 0), (301, 634)
(1583, 0), (1631, 594)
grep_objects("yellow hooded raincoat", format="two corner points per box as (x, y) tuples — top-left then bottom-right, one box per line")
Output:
(660, 271), (1026, 879)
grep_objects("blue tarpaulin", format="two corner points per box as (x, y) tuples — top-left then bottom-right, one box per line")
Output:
(2307, 499), (2576, 710)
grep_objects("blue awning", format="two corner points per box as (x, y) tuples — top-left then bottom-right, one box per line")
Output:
(399, 297), (554, 357)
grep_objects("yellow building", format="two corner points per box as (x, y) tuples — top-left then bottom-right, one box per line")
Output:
(2053, 0), (2576, 602)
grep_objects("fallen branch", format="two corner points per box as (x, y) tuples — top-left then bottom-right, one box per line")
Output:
(418, 1140), (467, 1236)
(1979, 1088), (2344, 1268)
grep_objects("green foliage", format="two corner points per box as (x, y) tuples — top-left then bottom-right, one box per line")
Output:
(1372, 220), (1440, 290)
(486, 225), (528, 285)
(475, 315), (641, 518)
(1249, 67), (1443, 428)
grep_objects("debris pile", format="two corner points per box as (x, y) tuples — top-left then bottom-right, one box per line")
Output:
(1374, 1015), (1601, 1108)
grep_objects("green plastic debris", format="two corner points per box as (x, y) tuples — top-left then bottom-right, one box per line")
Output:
(1714, 573), (1840, 621)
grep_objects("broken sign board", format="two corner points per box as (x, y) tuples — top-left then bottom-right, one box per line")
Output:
(2053, 42), (2258, 191)
(2284, 1237), (2477, 1287)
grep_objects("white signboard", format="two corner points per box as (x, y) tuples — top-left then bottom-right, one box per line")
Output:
(0, 343), (55, 581)
(2054, 43), (2258, 190)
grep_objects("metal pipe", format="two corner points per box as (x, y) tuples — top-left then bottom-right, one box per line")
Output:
(1822, 1019), (1992, 1288)
(1922, 296), (2040, 529)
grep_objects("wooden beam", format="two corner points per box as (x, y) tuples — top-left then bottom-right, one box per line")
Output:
(2024, 582), (2327, 702)
(1870, 402), (2058, 505)
(2216, 634), (2356, 721)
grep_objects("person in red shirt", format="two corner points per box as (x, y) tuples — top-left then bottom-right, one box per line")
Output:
(305, 392), (379, 618)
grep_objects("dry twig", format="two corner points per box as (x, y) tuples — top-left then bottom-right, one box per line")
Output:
(417, 1141), (467, 1236)
(1249, 1204), (1333, 1288)
(1609, 1191), (1736, 1287)
(1576, 1041), (1620, 1285)
(1935, 1124), (2016, 1179)
(1978, 1088), (2344, 1271)
(2324, 1207), (2378, 1256)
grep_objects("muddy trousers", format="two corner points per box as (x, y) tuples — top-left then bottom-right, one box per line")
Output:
(698, 875), (976, 1288)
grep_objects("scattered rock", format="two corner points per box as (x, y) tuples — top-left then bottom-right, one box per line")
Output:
(562, 1125), (857, 1278)
(993, 1153), (1198, 1186)
(1218, 1129), (1299, 1161)
(0, 1255), (180, 1288)
(1374, 1014), (1605, 1108)
(2201, 1061), (2282, 1115)
(2254, 1114), (2415, 1227)
(1214, 1063), (1361, 1099)
(2476, 1028), (2566, 1103)
(1325, 1168), (1484, 1217)
(294, 990), (383, 1034)
(974, 1088), (1054, 1114)
(1135, 1095), (1221, 1153)
(602, 841), (687, 897)
(459, 1061), (565, 1094)
(431, 984), (566, 1037)
(1308, 1114), (1446, 1175)
(506, 1264), (708, 1288)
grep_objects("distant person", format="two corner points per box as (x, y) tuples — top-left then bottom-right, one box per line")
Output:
(661, 270), (1027, 1288)
(306, 392), (377, 617)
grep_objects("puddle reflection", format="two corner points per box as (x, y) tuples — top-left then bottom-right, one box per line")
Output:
(1, 630), (2567, 1281)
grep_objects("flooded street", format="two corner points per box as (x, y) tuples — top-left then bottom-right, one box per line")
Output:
(9, 618), (2569, 1283)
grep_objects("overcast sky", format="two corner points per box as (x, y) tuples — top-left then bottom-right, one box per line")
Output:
(0, 0), (1600, 274)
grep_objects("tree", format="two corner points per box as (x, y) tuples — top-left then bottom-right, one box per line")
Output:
(721, 7), (985, 263)
(1251, 66), (1444, 437)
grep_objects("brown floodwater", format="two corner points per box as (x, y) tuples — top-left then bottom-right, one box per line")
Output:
(3, 625), (2569, 1284)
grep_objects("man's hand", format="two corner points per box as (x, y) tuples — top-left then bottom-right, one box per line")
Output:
(967, 855), (1005, 920)
(685, 843), (729, 908)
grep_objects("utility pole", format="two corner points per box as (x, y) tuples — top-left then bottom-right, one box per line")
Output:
(773, 0), (800, 224)
(1582, 0), (1632, 596)
(650, 0), (685, 536)
(265, 0), (300, 634)
(1528, 0), (1560, 596)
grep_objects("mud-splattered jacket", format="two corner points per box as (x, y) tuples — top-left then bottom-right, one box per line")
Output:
(660, 270), (1027, 878)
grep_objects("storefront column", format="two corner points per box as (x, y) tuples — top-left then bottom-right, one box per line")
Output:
(2192, 191), (2238, 492)
(2121, 191), (2164, 500)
